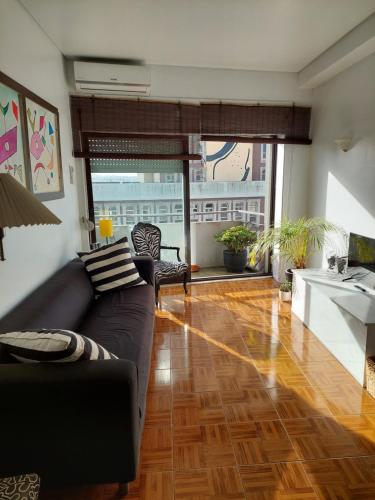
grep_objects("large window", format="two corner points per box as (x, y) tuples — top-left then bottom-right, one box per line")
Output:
(92, 173), (185, 257)
(261, 143), (267, 162)
(219, 201), (229, 221)
(87, 135), (275, 281)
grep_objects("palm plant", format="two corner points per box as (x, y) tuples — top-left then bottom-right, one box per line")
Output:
(254, 217), (338, 269)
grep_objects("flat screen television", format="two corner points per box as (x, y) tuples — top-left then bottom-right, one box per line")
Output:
(348, 232), (375, 273)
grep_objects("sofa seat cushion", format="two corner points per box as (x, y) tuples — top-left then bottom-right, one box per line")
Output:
(78, 284), (155, 419)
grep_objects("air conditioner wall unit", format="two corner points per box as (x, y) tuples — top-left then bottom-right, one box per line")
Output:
(74, 61), (151, 96)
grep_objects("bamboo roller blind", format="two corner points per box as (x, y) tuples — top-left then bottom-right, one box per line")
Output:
(70, 96), (311, 155)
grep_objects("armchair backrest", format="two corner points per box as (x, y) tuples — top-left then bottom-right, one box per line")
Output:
(131, 222), (162, 260)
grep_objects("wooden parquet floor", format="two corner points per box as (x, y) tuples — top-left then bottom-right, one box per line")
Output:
(41, 279), (375, 499)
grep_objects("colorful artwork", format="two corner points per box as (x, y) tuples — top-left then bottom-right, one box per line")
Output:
(25, 97), (63, 198)
(0, 82), (27, 186)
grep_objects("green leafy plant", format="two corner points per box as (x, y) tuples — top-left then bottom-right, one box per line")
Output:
(215, 225), (257, 253)
(254, 217), (338, 269)
(279, 280), (292, 292)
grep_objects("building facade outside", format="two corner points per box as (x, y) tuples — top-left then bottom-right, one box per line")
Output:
(92, 142), (271, 233)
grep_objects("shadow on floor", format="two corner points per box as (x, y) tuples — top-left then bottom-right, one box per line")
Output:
(41, 281), (375, 499)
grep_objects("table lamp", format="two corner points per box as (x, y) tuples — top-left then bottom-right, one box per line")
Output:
(99, 217), (113, 245)
(0, 173), (61, 261)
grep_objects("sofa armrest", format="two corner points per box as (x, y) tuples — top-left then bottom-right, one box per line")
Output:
(0, 360), (141, 485)
(133, 255), (155, 288)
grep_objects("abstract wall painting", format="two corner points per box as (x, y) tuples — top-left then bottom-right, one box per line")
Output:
(0, 82), (28, 187)
(25, 97), (63, 200)
(0, 71), (64, 201)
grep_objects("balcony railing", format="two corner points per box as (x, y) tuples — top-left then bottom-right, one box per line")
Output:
(94, 209), (265, 227)
(92, 180), (266, 201)
(96, 216), (263, 270)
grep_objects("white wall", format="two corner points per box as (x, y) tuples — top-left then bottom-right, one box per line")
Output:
(308, 53), (375, 266)
(67, 61), (312, 106)
(272, 144), (311, 280)
(0, 0), (83, 317)
(191, 221), (242, 268)
(149, 64), (312, 104)
(282, 145), (310, 221)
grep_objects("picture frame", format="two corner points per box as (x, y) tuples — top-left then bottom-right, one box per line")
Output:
(0, 71), (64, 201)
(0, 74), (29, 189)
(24, 96), (64, 200)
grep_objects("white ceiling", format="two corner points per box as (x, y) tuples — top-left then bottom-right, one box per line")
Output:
(20, 0), (375, 72)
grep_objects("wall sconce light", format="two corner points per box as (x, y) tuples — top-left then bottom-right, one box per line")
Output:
(0, 173), (61, 261)
(81, 216), (95, 232)
(334, 137), (352, 152)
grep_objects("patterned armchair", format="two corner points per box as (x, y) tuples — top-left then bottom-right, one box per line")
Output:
(131, 222), (188, 304)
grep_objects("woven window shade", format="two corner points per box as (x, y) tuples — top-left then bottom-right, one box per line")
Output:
(201, 104), (311, 138)
(70, 96), (311, 155)
(71, 96), (200, 153)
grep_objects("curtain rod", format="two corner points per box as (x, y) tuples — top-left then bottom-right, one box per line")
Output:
(70, 92), (308, 107)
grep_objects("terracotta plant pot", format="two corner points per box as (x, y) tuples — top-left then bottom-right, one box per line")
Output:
(191, 264), (200, 273)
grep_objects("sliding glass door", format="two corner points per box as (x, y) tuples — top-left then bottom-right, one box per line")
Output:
(86, 135), (275, 281)
(189, 141), (274, 279)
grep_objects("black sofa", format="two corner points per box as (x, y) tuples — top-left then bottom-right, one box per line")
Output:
(0, 256), (155, 489)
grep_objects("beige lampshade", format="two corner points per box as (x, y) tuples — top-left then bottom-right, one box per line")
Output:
(0, 173), (61, 228)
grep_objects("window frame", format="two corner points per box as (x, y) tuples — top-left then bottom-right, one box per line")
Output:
(85, 134), (278, 281)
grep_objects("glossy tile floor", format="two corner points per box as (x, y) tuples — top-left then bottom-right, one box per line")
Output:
(42, 279), (375, 499)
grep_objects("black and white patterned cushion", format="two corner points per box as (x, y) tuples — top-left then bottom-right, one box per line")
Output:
(0, 473), (40, 500)
(0, 329), (118, 363)
(78, 236), (146, 294)
(154, 260), (188, 280)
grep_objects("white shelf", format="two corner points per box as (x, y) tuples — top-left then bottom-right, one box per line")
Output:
(292, 268), (375, 386)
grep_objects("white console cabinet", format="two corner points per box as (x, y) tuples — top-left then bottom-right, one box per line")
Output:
(292, 269), (375, 386)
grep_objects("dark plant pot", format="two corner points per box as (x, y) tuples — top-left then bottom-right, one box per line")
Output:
(223, 249), (247, 273)
(285, 268), (293, 283)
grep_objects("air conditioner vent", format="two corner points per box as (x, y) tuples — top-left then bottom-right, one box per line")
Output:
(74, 61), (151, 97)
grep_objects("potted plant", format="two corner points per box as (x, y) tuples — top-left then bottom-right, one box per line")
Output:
(279, 280), (292, 302)
(254, 217), (338, 281)
(215, 225), (257, 273)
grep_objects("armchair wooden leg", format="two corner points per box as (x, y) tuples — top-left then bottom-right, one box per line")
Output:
(118, 482), (128, 497)
(183, 272), (188, 295)
(155, 283), (160, 306)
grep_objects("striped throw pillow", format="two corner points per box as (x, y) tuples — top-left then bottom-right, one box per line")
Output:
(78, 237), (146, 293)
(0, 330), (118, 363)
